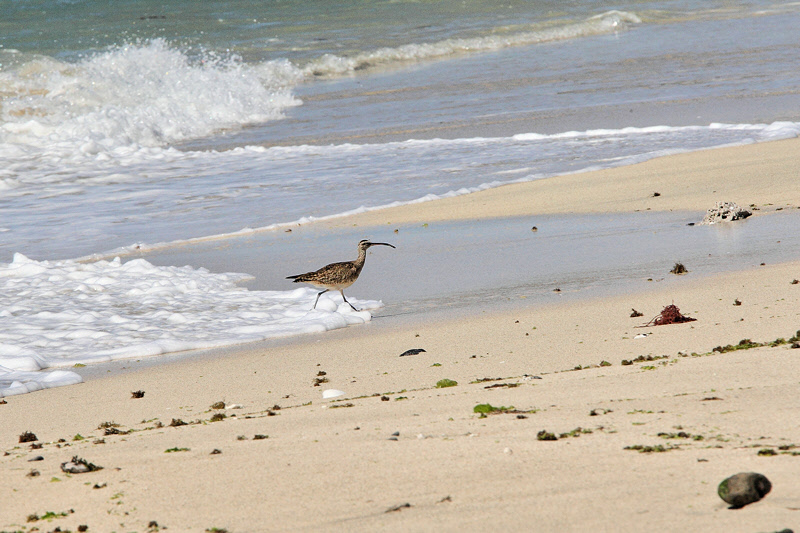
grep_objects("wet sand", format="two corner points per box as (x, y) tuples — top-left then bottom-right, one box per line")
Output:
(2, 138), (800, 532)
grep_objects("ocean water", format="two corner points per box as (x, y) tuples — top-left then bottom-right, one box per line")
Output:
(3, 0), (800, 395)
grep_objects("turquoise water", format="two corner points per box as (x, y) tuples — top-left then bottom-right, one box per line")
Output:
(1, 0), (691, 60)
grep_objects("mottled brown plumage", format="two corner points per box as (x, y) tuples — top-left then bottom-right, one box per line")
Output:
(287, 239), (395, 311)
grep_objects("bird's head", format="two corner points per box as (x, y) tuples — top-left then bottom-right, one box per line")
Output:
(358, 239), (396, 251)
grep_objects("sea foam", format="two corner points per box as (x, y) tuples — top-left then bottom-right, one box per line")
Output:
(0, 40), (302, 156)
(0, 254), (380, 397)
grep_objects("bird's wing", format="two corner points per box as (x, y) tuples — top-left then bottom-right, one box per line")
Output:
(286, 271), (315, 281)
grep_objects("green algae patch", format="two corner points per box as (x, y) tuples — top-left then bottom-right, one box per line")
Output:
(473, 403), (510, 414)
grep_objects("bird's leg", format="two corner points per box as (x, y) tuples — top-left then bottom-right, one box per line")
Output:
(340, 290), (359, 312)
(312, 289), (329, 309)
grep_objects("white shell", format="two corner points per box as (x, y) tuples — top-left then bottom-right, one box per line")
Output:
(322, 389), (345, 399)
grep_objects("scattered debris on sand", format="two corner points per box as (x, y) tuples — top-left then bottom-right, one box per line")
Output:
(699, 201), (752, 225)
(642, 304), (696, 326)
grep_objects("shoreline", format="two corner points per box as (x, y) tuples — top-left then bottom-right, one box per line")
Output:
(73, 253), (800, 384)
(81, 134), (800, 264)
(3, 138), (800, 531)
(320, 136), (800, 228)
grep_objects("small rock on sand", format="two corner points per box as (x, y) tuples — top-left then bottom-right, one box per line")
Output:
(718, 472), (771, 508)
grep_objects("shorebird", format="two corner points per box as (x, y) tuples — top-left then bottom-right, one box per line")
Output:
(287, 239), (396, 311)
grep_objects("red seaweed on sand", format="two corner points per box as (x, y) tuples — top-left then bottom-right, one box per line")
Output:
(643, 304), (696, 326)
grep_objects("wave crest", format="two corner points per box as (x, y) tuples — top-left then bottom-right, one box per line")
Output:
(302, 10), (641, 77)
(0, 40), (303, 155)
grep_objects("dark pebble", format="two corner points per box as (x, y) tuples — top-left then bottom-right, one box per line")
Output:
(28, 456), (44, 462)
(399, 349), (426, 357)
(718, 472), (771, 508)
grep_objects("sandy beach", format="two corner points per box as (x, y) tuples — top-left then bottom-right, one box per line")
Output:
(3, 139), (800, 532)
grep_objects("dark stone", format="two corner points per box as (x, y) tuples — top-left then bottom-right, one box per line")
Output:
(399, 348), (426, 357)
(718, 472), (771, 508)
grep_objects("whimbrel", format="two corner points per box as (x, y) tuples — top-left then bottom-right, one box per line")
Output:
(287, 239), (396, 311)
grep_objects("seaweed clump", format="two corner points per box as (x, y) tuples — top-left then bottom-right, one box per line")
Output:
(643, 304), (696, 326)
(537, 430), (558, 441)
(670, 263), (688, 275)
(19, 431), (38, 443)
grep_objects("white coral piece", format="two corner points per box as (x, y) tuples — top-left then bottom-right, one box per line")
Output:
(700, 201), (752, 225)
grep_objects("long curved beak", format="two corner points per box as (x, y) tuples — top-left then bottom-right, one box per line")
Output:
(368, 242), (396, 249)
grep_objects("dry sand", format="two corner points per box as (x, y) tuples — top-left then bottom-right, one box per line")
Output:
(3, 139), (800, 532)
